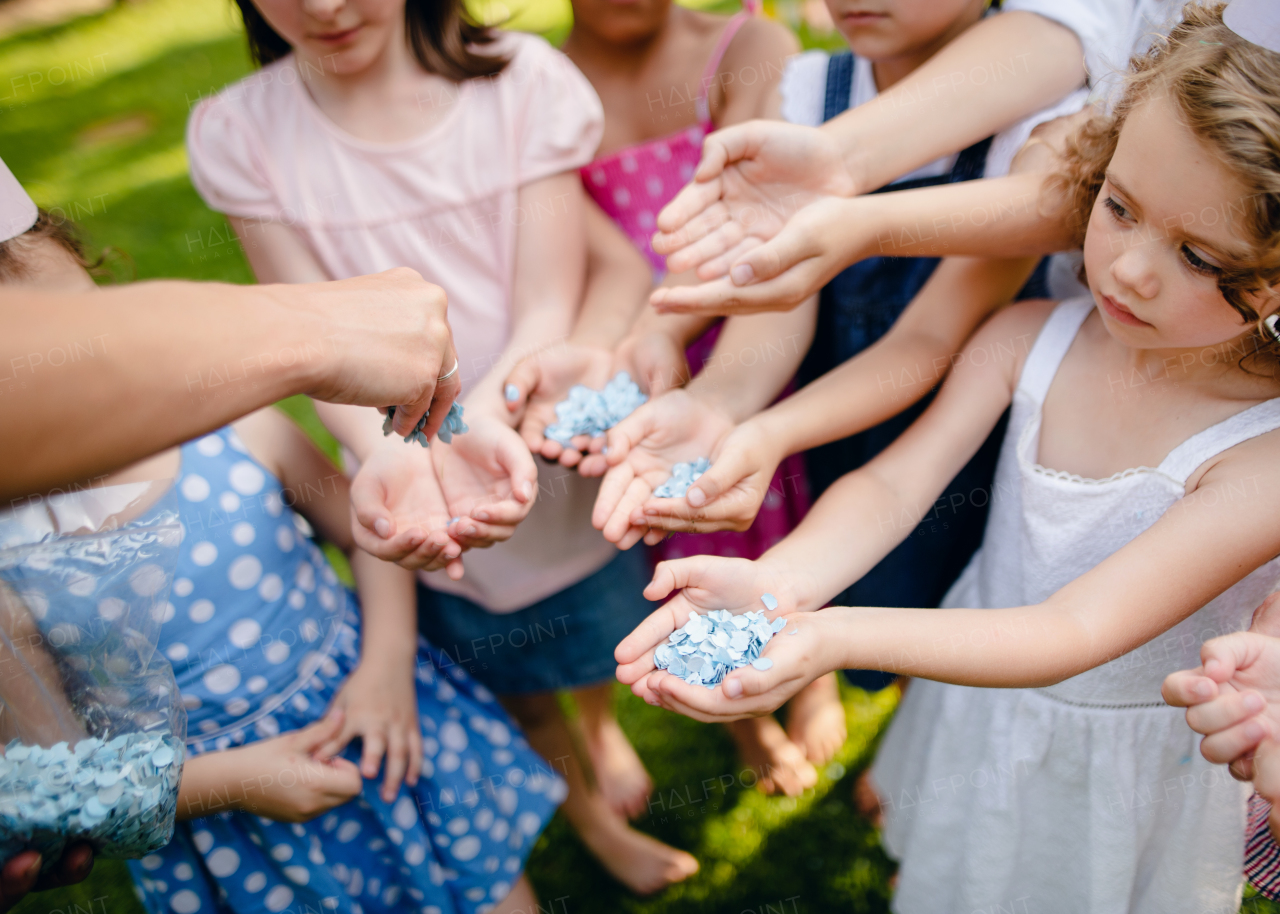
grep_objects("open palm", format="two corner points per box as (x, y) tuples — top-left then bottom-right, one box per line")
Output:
(615, 554), (798, 688)
(653, 121), (855, 280)
(592, 390), (735, 547)
(349, 441), (462, 576)
(505, 342), (615, 466)
(433, 412), (538, 550)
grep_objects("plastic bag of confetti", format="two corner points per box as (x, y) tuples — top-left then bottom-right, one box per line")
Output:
(0, 481), (187, 868)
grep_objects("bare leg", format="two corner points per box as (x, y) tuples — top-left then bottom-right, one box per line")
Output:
(784, 672), (847, 766)
(574, 682), (653, 819)
(725, 716), (817, 797)
(502, 691), (699, 895)
(491, 875), (537, 914)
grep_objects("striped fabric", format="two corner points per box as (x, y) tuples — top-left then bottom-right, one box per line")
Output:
(1246, 793), (1280, 900)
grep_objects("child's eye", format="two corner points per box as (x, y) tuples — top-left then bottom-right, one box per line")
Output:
(1103, 196), (1132, 222)
(1180, 243), (1222, 277)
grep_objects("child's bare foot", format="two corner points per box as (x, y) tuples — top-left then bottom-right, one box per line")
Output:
(726, 716), (817, 796)
(580, 806), (700, 895)
(784, 672), (847, 766)
(582, 712), (653, 819)
(854, 769), (885, 828)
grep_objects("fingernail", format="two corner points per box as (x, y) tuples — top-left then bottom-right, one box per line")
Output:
(475, 510), (488, 520)
(523, 481), (534, 498)
(505, 384), (520, 402)
(374, 518), (391, 538)
(724, 678), (743, 698)
(1206, 659), (1223, 676)
(687, 487), (706, 507)
(1245, 692), (1266, 714)
(730, 263), (754, 286)
(1247, 719), (1267, 741)
(646, 695), (660, 706)
(1194, 681), (1213, 700)
(465, 526), (476, 536)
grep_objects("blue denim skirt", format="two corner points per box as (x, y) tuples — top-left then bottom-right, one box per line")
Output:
(416, 547), (654, 694)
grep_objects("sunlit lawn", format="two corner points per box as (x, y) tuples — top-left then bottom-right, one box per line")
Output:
(2, 1), (1272, 912)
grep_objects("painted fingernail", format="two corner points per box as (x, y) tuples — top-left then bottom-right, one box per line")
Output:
(687, 487), (706, 507)
(374, 517), (391, 538)
(724, 678), (743, 698)
(730, 263), (754, 286)
(1245, 692), (1266, 714)
(505, 384), (520, 402)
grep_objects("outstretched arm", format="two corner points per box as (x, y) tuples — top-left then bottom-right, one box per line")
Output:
(635, 255), (1038, 533)
(1, 270), (457, 500)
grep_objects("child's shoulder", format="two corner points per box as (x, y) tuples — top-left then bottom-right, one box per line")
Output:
(968, 297), (1066, 376)
(190, 56), (298, 127)
(720, 14), (800, 71)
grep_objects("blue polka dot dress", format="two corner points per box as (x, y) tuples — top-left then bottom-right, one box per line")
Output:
(127, 427), (565, 914)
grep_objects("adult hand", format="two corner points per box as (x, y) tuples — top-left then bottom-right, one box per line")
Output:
(433, 410), (538, 553)
(625, 416), (785, 536)
(1162, 594), (1280, 780)
(285, 268), (462, 442)
(615, 554), (800, 695)
(591, 390), (735, 547)
(649, 194), (860, 315)
(503, 342), (614, 467)
(651, 121), (856, 284)
(0, 845), (94, 914)
(350, 439), (464, 577)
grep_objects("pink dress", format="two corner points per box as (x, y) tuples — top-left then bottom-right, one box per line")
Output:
(580, 8), (810, 562)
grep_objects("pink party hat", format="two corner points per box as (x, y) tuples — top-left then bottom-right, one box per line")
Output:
(0, 156), (37, 243)
(1225, 0), (1280, 53)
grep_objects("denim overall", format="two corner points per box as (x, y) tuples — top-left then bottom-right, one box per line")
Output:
(799, 53), (1047, 689)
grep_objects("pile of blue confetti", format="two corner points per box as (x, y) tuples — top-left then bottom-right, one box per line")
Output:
(654, 601), (787, 688)
(383, 401), (468, 448)
(544, 372), (647, 446)
(0, 732), (184, 866)
(653, 457), (711, 498)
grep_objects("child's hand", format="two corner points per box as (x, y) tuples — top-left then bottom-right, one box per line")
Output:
(615, 554), (800, 691)
(644, 611), (827, 723)
(434, 410), (538, 555)
(314, 659), (422, 803)
(182, 712), (363, 823)
(503, 343), (614, 466)
(350, 439), (464, 577)
(590, 390), (735, 547)
(623, 417), (785, 537)
(650, 195), (858, 315)
(1162, 594), (1280, 779)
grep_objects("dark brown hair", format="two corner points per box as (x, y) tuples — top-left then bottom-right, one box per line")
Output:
(232, 0), (509, 81)
(1055, 2), (1280, 327)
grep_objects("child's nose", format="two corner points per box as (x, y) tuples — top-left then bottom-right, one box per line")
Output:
(303, 0), (346, 21)
(1110, 247), (1161, 301)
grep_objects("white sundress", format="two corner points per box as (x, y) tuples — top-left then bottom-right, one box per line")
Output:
(871, 297), (1280, 914)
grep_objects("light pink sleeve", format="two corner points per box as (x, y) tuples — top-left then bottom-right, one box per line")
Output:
(185, 95), (278, 219)
(506, 34), (605, 186)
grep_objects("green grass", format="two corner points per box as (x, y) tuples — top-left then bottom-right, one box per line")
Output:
(4, 2), (1275, 913)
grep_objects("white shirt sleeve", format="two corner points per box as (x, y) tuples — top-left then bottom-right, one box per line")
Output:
(1001, 0), (1135, 93)
(984, 86), (1090, 179)
(779, 50), (831, 127)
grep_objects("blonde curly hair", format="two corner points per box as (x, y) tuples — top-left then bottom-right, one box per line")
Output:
(1056, 1), (1280, 326)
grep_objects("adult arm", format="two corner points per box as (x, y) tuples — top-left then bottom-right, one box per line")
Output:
(0, 270), (457, 501)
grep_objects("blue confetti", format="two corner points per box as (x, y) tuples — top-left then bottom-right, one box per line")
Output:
(505, 384), (520, 402)
(653, 606), (786, 689)
(543, 372), (647, 446)
(760, 593), (779, 612)
(383, 401), (468, 448)
(653, 458), (711, 499)
(751, 657), (774, 671)
(0, 732), (184, 867)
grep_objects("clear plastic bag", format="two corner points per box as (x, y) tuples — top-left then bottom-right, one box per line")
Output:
(0, 481), (186, 867)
